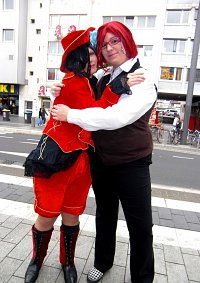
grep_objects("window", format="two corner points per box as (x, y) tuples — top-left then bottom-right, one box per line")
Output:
(30, 71), (34, 76)
(187, 69), (200, 82)
(3, 29), (14, 41)
(137, 16), (156, 28)
(103, 16), (154, 28)
(163, 39), (186, 53)
(25, 101), (33, 110)
(28, 57), (33, 62)
(125, 16), (134, 28)
(166, 10), (189, 24)
(31, 19), (35, 23)
(137, 45), (153, 56)
(160, 67), (182, 81)
(48, 41), (63, 54)
(36, 29), (41, 34)
(47, 68), (63, 81)
(3, 0), (14, 9)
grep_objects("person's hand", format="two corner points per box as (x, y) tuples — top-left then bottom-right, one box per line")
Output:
(110, 76), (132, 95)
(127, 72), (145, 87)
(50, 82), (65, 98)
(51, 104), (71, 121)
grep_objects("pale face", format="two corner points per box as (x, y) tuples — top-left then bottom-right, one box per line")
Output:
(84, 47), (98, 76)
(101, 32), (128, 68)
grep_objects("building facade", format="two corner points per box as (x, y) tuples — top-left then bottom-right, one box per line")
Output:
(0, 0), (199, 118)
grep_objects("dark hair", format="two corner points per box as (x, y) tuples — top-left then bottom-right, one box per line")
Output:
(64, 43), (91, 77)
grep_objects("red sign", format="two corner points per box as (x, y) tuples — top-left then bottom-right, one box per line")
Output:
(38, 86), (45, 96)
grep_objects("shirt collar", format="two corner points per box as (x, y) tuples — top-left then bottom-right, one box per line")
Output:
(110, 57), (138, 81)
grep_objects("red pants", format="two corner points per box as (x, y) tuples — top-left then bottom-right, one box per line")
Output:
(33, 151), (91, 218)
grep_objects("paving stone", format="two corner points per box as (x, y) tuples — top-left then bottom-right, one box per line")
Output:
(0, 240), (15, 263)
(171, 209), (184, 215)
(8, 235), (32, 260)
(114, 241), (128, 267)
(154, 246), (166, 275)
(164, 245), (183, 264)
(0, 226), (12, 238)
(166, 262), (189, 283)
(2, 215), (22, 229)
(181, 247), (199, 256)
(0, 257), (23, 283)
(158, 207), (172, 220)
(172, 214), (189, 230)
(152, 211), (160, 225)
(8, 276), (24, 282)
(188, 223), (200, 232)
(102, 265), (125, 283)
(4, 223), (31, 244)
(183, 253), (200, 282)
(184, 211), (200, 224)
(0, 213), (9, 224)
(159, 219), (175, 227)
(76, 234), (94, 260)
(153, 273), (168, 283)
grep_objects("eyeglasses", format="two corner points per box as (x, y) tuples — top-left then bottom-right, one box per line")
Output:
(102, 37), (121, 50)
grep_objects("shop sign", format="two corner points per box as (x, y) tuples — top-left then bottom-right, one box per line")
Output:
(0, 84), (19, 95)
(38, 85), (46, 96)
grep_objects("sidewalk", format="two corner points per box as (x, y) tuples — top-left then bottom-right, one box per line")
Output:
(0, 115), (200, 282)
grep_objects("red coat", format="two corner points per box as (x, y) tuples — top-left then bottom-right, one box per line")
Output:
(43, 72), (119, 153)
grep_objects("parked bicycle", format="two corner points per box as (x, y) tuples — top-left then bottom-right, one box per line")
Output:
(189, 129), (200, 148)
(149, 123), (164, 143)
(167, 128), (181, 145)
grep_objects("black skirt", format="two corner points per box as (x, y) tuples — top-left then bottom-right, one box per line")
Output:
(23, 134), (82, 178)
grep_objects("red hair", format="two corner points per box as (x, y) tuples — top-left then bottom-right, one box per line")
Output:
(97, 21), (138, 68)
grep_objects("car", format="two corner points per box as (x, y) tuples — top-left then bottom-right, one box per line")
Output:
(164, 109), (179, 117)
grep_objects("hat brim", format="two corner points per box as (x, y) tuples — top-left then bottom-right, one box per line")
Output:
(60, 27), (95, 73)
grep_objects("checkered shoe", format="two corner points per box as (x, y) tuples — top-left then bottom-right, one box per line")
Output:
(87, 267), (104, 282)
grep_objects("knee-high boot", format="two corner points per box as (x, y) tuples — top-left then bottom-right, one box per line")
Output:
(24, 225), (53, 283)
(60, 223), (79, 283)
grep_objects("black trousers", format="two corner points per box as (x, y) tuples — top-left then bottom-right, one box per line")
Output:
(90, 154), (154, 283)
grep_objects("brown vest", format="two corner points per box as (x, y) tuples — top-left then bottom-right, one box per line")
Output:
(92, 60), (156, 165)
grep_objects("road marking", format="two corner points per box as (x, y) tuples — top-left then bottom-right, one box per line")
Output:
(0, 163), (24, 169)
(0, 136), (13, 139)
(172, 155), (194, 160)
(20, 142), (38, 145)
(0, 151), (28, 157)
(27, 138), (40, 142)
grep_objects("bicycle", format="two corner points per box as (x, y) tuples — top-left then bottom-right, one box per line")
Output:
(149, 124), (164, 143)
(167, 128), (181, 145)
(190, 129), (200, 148)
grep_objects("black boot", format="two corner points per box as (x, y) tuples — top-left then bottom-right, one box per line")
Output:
(24, 225), (53, 283)
(60, 223), (79, 283)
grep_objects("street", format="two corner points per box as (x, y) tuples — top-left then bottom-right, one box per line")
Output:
(0, 131), (200, 191)
(0, 129), (200, 282)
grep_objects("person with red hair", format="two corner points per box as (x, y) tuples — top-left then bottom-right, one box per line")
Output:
(52, 21), (157, 283)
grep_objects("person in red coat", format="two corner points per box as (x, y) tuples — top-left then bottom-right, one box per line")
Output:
(23, 27), (125, 283)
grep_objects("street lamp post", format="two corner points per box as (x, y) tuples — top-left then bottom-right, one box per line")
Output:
(181, 5), (200, 144)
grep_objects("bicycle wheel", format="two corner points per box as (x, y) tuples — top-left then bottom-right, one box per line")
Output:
(173, 132), (179, 145)
(167, 130), (173, 144)
(157, 128), (164, 143)
(150, 126), (158, 142)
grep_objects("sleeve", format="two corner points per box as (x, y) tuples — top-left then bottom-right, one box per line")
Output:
(67, 69), (157, 131)
(54, 77), (119, 110)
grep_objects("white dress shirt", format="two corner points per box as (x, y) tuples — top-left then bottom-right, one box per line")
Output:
(67, 57), (157, 131)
